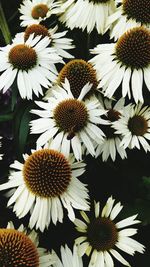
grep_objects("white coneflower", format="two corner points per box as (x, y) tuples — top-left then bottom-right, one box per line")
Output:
(0, 33), (62, 99)
(59, 0), (116, 34)
(50, 244), (83, 267)
(0, 147), (89, 232)
(44, 59), (99, 100)
(14, 24), (75, 60)
(112, 103), (150, 152)
(95, 97), (127, 161)
(107, 0), (150, 40)
(74, 196), (145, 267)
(0, 221), (52, 266)
(30, 79), (108, 160)
(90, 26), (150, 103)
(19, 0), (62, 27)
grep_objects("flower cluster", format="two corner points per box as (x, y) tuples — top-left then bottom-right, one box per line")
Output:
(0, 0), (149, 266)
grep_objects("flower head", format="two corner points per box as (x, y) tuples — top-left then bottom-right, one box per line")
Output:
(59, 59), (98, 98)
(0, 221), (52, 266)
(0, 147), (89, 231)
(90, 26), (150, 103)
(60, 0), (116, 34)
(112, 103), (150, 152)
(45, 59), (98, 100)
(30, 79), (107, 160)
(95, 97), (127, 161)
(74, 196), (145, 267)
(107, 0), (150, 40)
(23, 24), (75, 59)
(19, 0), (62, 27)
(0, 33), (62, 99)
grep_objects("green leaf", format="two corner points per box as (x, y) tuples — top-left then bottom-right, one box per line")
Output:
(0, 2), (11, 44)
(13, 101), (33, 159)
(120, 198), (150, 226)
(18, 105), (31, 155)
(142, 176), (150, 187)
(11, 82), (19, 111)
(0, 113), (13, 122)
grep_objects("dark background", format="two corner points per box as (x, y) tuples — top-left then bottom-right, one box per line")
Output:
(0, 0), (150, 266)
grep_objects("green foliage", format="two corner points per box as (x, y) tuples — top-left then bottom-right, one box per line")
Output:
(13, 101), (32, 159)
(121, 176), (150, 225)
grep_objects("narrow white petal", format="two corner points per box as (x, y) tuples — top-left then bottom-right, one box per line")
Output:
(78, 242), (89, 257)
(110, 202), (123, 220)
(71, 135), (82, 161)
(131, 69), (143, 103)
(122, 68), (131, 98)
(79, 131), (95, 156)
(104, 251), (114, 267)
(37, 128), (58, 147)
(119, 228), (138, 237)
(78, 83), (92, 100)
(110, 249), (131, 266)
(94, 201), (100, 218)
(116, 214), (140, 229)
(144, 68), (150, 91)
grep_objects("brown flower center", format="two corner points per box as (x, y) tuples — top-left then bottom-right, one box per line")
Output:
(128, 115), (148, 136)
(58, 59), (98, 99)
(122, 0), (150, 24)
(23, 149), (72, 198)
(87, 217), (118, 251)
(0, 229), (39, 267)
(107, 109), (121, 122)
(115, 27), (150, 69)
(24, 24), (50, 42)
(9, 44), (37, 70)
(31, 4), (49, 19)
(101, 109), (121, 139)
(54, 99), (89, 136)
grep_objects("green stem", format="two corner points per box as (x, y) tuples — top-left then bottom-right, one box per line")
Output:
(0, 2), (11, 44)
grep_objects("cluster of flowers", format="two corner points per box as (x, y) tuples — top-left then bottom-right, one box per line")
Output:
(0, 0), (149, 266)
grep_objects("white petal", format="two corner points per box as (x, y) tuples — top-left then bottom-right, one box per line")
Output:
(131, 69), (143, 103)
(122, 68), (131, 98)
(79, 131), (95, 156)
(78, 83), (92, 100)
(110, 202), (123, 220)
(116, 214), (140, 229)
(110, 249), (131, 266)
(104, 251), (114, 267)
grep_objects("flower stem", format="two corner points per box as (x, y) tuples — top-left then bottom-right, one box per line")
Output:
(0, 2), (11, 44)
